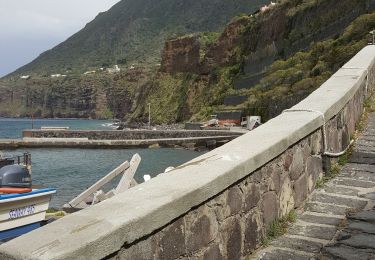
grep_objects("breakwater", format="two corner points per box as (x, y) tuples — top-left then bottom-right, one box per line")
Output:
(0, 130), (243, 149)
(0, 45), (374, 259)
(22, 129), (242, 140)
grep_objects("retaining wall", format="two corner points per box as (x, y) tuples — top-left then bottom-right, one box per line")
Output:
(1, 46), (374, 260)
(23, 129), (241, 140)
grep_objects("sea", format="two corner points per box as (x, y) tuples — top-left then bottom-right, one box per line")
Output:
(0, 118), (205, 208)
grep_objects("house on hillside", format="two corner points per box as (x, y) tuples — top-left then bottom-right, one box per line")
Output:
(20, 75), (30, 80)
(260, 1), (277, 13)
(107, 65), (121, 74)
(83, 70), (96, 75)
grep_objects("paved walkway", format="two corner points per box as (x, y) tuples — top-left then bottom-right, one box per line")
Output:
(255, 113), (375, 260)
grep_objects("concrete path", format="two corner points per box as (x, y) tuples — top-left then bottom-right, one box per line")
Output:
(254, 113), (375, 260)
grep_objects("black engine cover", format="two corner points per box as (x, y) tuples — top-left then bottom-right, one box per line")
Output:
(0, 165), (32, 188)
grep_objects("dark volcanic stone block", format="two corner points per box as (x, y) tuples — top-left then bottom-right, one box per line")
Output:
(233, 73), (264, 90)
(288, 224), (337, 240)
(300, 213), (343, 226)
(158, 218), (186, 259)
(222, 217), (242, 260)
(223, 95), (248, 106)
(310, 193), (367, 208)
(340, 233), (375, 250)
(348, 221), (375, 234)
(305, 202), (349, 215)
(322, 244), (375, 260)
(348, 210), (375, 223)
(293, 173), (308, 207)
(340, 170), (375, 183)
(227, 186), (242, 216)
(332, 178), (375, 189)
(185, 211), (217, 253)
(260, 248), (312, 260)
(202, 244), (223, 260)
(344, 163), (375, 174)
(243, 211), (263, 255)
(322, 185), (359, 196)
(306, 156), (323, 190)
(117, 235), (157, 260)
(349, 152), (375, 165)
(290, 147), (305, 181)
(271, 236), (323, 253)
(262, 191), (278, 226)
(243, 183), (261, 212)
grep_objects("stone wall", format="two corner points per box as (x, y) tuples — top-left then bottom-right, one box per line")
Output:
(0, 46), (374, 260)
(113, 132), (325, 259)
(23, 129), (242, 140)
(112, 81), (367, 259)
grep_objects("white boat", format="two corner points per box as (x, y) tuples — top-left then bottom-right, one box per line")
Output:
(0, 188), (56, 241)
(0, 153), (56, 241)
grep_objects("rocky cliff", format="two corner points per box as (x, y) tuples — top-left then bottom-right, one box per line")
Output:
(0, 67), (151, 119)
(160, 35), (201, 74)
(148, 0), (375, 122)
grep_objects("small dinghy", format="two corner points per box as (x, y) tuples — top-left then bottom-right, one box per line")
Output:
(0, 153), (56, 241)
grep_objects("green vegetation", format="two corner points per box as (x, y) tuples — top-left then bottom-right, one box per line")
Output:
(46, 208), (58, 214)
(261, 210), (297, 246)
(240, 12), (375, 121)
(6, 0), (269, 77)
(133, 63), (243, 124)
(199, 32), (220, 59)
(1, 0), (374, 123)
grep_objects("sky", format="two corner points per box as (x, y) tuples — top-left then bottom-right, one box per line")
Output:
(0, 0), (120, 77)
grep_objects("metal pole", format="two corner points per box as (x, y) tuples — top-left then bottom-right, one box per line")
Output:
(148, 103), (151, 129)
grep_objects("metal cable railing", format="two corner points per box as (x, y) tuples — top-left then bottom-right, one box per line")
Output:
(0, 153), (31, 168)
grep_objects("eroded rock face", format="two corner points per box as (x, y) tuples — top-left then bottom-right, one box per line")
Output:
(0, 68), (150, 120)
(159, 17), (250, 75)
(160, 35), (200, 74)
(201, 17), (251, 73)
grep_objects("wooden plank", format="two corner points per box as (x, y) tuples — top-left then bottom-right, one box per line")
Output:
(115, 154), (141, 194)
(105, 189), (115, 199)
(130, 179), (138, 188)
(67, 160), (130, 208)
(92, 190), (106, 204)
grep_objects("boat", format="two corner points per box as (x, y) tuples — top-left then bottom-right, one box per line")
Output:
(0, 153), (56, 242)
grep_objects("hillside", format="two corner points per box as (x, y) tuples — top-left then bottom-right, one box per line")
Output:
(6, 0), (268, 77)
(132, 0), (375, 123)
(1, 0), (374, 123)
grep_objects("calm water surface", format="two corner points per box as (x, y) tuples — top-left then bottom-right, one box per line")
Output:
(0, 118), (113, 139)
(0, 119), (204, 208)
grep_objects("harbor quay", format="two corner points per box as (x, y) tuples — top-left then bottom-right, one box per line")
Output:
(0, 129), (243, 150)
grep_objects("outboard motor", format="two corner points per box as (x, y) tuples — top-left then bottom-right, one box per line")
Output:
(0, 165), (32, 188)
(0, 158), (14, 169)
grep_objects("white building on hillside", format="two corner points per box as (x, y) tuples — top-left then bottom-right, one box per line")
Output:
(107, 65), (121, 74)
(83, 70), (96, 75)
